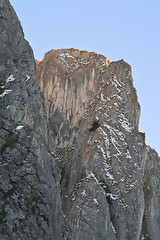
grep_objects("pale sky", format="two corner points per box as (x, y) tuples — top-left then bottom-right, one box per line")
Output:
(10, 0), (160, 155)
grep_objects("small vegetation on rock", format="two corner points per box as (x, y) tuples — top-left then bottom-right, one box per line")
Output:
(89, 121), (100, 132)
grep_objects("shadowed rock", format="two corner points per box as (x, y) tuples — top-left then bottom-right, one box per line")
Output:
(0, 1), (63, 239)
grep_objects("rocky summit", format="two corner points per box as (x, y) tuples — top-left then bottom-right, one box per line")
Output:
(0, 1), (160, 239)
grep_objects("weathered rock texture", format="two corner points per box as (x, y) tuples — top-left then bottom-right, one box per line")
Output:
(1, 1), (160, 239)
(37, 48), (160, 240)
(0, 1), (63, 239)
(37, 49), (110, 147)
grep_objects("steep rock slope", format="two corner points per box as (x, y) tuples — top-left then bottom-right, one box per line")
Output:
(37, 49), (110, 147)
(141, 146), (160, 239)
(0, 1), (63, 239)
(37, 49), (160, 240)
(1, 1), (160, 239)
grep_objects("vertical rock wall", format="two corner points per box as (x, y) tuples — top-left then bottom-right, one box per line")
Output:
(0, 1), (63, 239)
(1, 1), (160, 239)
(37, 49), (160, 240)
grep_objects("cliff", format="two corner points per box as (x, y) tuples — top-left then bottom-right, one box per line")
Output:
(0, 1), (63, 239)
(0, 1), (160, 239)
(37, 49), (160, 240)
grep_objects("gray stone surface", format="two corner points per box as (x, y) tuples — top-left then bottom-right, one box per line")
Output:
(1, 1), (160, 239)
(0, 1), (63, 239)
(141, 146), (160, 239)
(37, 49), (160, 240)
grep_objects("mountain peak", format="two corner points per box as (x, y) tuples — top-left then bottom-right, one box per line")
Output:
(1, 1), (160, 240)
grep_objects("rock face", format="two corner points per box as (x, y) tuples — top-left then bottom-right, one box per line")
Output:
(37, 49), (110, 147)
(37, 49), (160, 240)
(1, 1), (160, 239)
(141, 147), (160, 239)
(0, 1), (63, 239)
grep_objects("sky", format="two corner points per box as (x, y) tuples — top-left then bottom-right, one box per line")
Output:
(10, 0), (160, 155)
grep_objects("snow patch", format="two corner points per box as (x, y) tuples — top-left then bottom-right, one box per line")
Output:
(110, 136), (121, 156)
(118, 113), (132, 133)
(65, 53), (75, 59)
(70, 63), (79, 70)
(80, 61), (90, 65)
(59, 52), (79, 70)
(25, 75), (30, 81)
(0, 90), (12, 98)
(16, 125), (24, 130)
(114, 103), (118, 107)
(100, 93), (105, 102)
(111, 221), (116, 234)
(59, 53), (69, 68)
(125, 149), (132, 159)
(98, 145), (107, 160)
(98, 127), (110, 158)
(87, 171), (99, 184)
(114, 94), (123, 101)
(95, 116), (99, 121)
(82, 190), (87, 197)
(106, 193), (118, 200)
(100, 59), (106, 67)
(106, 171), (114, 180)
(6, 75), (15, 83)
(109, 75), (125, 93)
(93, 198), (98, 204)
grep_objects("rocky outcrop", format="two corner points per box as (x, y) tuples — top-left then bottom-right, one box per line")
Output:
(37, 49), (110, 147)
(37, 50), (142, 239)
(37, 48), (160, 240)
(1, 1), (160, 239)
(141, 146), (160, 239)
(0, 1), (63, 239)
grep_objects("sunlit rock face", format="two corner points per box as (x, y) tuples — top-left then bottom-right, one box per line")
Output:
(1, 1), (160, 239)
(37, 49), (160, 240)
(37, 49), (110, 147)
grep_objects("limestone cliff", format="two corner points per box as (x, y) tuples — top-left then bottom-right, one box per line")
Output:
(0, 1), (160, 240)
(0, 1), (63, 239)
(37, 48), (160, 240)
(37, 48), (110, 147)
